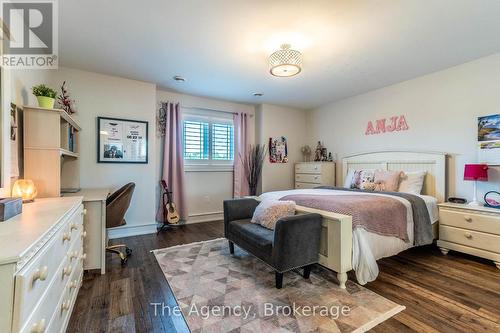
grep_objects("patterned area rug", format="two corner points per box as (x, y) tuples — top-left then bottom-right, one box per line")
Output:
(153, 238), (404, 333)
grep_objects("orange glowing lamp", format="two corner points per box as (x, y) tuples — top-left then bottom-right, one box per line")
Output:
(12, 179), (38, 202)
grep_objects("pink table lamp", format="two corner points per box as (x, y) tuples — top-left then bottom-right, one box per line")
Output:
(464, 164), (489, 206)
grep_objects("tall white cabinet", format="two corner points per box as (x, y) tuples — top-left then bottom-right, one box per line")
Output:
(295, 162), (336, 189)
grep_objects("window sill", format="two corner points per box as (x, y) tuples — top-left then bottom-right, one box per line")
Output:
(184, 164), (234, 172)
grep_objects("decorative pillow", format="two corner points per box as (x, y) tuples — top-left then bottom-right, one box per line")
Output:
(343, 169), (355, 188)
(398, 171), (427, 195)
(251, 200), (295, 230)
(374, 170), (402, 192)
(351, 170), (375, 189)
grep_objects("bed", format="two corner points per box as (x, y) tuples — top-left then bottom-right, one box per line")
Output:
(258, 151), (446, 289)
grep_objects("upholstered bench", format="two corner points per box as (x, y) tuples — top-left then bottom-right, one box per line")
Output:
(223, 198), (323, 289)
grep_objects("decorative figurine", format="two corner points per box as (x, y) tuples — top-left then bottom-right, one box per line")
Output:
(301, 145), (312, 162)
(321, 148), (328, 161)
(314, 141), (323, 161)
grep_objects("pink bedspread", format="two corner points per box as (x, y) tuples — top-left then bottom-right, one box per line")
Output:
(281, 194), (409, 241)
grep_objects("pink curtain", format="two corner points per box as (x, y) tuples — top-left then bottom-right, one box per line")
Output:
(156, 102), (188, 221)
(233, 113), (249, 197)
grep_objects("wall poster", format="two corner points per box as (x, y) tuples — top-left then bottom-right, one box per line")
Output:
(269, 136), (288, 163)
(478, 114), (500, 165)
(97, 117), (148, 163)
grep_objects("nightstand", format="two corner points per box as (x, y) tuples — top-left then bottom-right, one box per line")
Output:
(437, 202), (500, 270)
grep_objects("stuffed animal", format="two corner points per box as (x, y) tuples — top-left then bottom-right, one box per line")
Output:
(360, 179), (376, 191)
(374, 181), (386, 192)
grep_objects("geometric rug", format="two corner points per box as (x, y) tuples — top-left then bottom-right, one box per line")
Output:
(153, 238), (405, 333)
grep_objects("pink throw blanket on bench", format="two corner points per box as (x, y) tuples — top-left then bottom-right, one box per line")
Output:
(280, 194), (409, 242)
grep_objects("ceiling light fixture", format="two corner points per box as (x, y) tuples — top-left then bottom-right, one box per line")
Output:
(173, 75), (186, 82)
(269, 44), (302, 77)
(253, 92), (264, 97)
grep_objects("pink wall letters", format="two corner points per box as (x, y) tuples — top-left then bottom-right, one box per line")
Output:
(365, 115), (409, 135)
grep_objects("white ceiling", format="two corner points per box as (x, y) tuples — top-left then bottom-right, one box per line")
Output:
(60, 0), (500, 109)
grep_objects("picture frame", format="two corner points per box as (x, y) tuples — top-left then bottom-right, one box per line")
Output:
(97, 116), (148, 164)
(478, 114), (500, 165)
(269, 136), (288, 163)
(484, 191), (500, 209)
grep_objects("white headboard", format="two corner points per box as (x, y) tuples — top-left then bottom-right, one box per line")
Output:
(342, 151), (447, 202)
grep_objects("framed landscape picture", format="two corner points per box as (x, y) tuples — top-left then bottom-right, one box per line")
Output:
(478, 114), (500, 165)
(97, 117), (148, 163)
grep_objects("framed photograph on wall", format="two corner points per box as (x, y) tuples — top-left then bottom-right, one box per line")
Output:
(478, 114), (500, 165)
(97, 117), (148, 163)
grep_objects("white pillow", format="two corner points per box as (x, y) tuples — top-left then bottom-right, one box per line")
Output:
(343, 169), (355, 188)
(251, 200), (295, 230)
(398, 171), (426, 195)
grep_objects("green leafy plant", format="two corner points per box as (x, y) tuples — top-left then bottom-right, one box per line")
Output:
(32, 84), (57, 98)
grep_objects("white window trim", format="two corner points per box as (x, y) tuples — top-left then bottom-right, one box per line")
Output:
(182, 108), (234, 172)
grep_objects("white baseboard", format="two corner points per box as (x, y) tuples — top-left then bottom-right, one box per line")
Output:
(108, 212), (223, 239)
(186, 211), (223, 224)
(108, 222), (157, 239)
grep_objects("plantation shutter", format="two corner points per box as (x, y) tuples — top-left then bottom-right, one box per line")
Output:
(183, 120), (209, 160)
(212, 123), (234, 160)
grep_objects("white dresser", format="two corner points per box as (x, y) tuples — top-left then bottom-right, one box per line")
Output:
(65, 188), (109, 274)
(295, 162), (336, 189)
(0, 197), (85, 333)
(437, 203), (500, 269)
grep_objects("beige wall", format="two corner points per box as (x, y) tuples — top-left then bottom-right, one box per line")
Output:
(257, 104), (308, 192)
(156, 90), (256, 223)
(307, 53), (500, 201)
(11, 67), (158, 237)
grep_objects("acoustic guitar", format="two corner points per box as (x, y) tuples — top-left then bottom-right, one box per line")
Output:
(161, 180), (180, 224)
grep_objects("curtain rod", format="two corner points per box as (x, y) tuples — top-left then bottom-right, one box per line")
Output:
(179, 105), (254, 117)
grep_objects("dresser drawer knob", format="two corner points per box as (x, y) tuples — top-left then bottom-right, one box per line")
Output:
(30, 318), (46, 333)
(62, 232), (71, 242)
(61, 300), (71, 311)
(464, 233), (473, 239)
(62, 265), (72, 277)
(32, 266), (48, 283)
(80, 253), (87, 261)
(464, 216), (472, 222)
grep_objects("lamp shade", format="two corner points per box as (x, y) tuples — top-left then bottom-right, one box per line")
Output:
(464, 164), (488, 181)
(269, 44), (302, 77)
(12, 179), (37, 202)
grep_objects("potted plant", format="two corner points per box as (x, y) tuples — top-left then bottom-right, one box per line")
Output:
(32, 84), (57, 108)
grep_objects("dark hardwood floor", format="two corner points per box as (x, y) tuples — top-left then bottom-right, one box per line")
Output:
(68, 221), (500, 333)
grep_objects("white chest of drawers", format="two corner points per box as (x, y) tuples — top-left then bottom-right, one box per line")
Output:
(295, 162), (335, 189)
(0, 197), (85, 333)
(437, 203), (500, 269)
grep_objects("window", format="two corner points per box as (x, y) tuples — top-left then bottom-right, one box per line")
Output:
(182, 110), (234, 170)
(212, 123), (234, 160)
(183, 120), (209, 160)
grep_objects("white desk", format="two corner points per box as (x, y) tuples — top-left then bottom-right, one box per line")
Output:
(65, 188), (109, 274)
